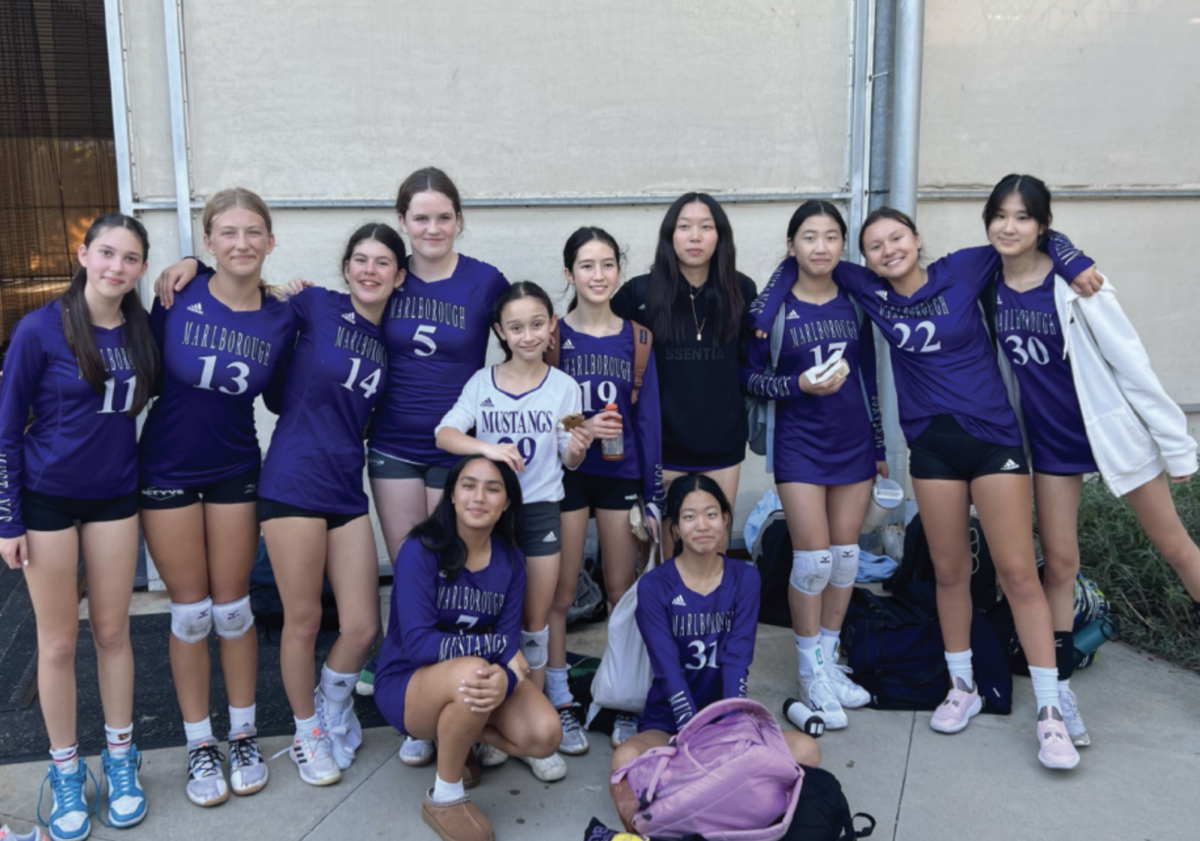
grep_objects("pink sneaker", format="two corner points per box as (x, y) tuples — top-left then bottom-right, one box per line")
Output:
(929, 678), (982, 734)
(1037, 707), (1081, 770)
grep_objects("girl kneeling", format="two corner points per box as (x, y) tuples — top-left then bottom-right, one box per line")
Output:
(374, 456), (561, 841)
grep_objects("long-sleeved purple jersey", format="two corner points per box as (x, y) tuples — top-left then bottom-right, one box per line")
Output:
(748, 235), (1092, 447)
(376, 535), (526, 698)
(139, 270), (297, 487)
(0, 301), (140, 537)
(555, 320), (664, 505)
(369, 256), (508, 467)
(635, 556), (760, 733)
(994, 273), (1097, 474)
(741, 286), (884, 485)
(258, 287), (387, 514)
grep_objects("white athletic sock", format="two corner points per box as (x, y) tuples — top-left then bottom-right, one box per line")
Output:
(229, 703), (256, 735)
(944, 649), (974, 691)
(50, 744), (79, 774)
(183, 716), (215, 746)
(105, 722), (133, 759)
(320, 665), (358, 706)
(818, 627), (841, 666)
(295, 713), (321, 738)
(431, 773), (465, 804)
(1029, 666), (1061, 713)
(795, 633), (821, 678)
(545, 667), (573, 708)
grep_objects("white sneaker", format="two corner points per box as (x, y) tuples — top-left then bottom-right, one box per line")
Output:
(476, 743), (509, 767)
(317, 690), (363, 770)
(185, 740), (229, 807)
(518, 752), (567, 782)
(228, 730), (269, 796)
(399, 736), (435, 767)
(0, 824), (48, 841)
(277, 728), (341, 786)
(1058, 686), (1090, 747)
(798, 670), (848, 730)
(556, 706), (589, 756)
(611, 713), (638, 748)
(826, 663), (872, 709)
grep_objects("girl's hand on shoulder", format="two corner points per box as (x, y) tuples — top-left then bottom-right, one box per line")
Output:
(460, 663), (507, 714)
(1, 534), (28, 569)
(481, 441), (525, 474)
(282, 278), (316, 297)
(798, 371), (846, 396)
(566, 426), (594, 460)
(755, 329), (768, 340)
(154, 257), (199, 309)
(585, 409), (622, 441)
(1070, 266), (1103, 298)
(876, 461), (890, 480)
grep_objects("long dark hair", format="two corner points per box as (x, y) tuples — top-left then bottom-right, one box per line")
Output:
(982, 174), (1052, 250)
(409, 456), (524, 579)
(646, 193), (743, 346)
(665, 473), (733, 557)
(563, 226), (623, 313)
(491, 281), (555, 360)
(61, 213), (159, 417)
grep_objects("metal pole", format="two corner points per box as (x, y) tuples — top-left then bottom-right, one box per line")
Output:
(846, 0), (874, 264)
(868, 0), (895, 212)
(103, 0), (132, 216)
(162, 0), (192, 255)
(889, 0), (924, 218)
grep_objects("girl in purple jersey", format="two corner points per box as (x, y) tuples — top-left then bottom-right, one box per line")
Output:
(987, 174), (1200, 748)
(741, 202), (886, 733)
(551, 227), (665, 752)
(374, 455), (560, 841)
(140, 189), (297, 806)
(436, 282), (592, 782)
(609, 476), (819, 785)
(257, 224), (406, 786)
(610, 194), (757, 544)
(0, 215), (158, 838)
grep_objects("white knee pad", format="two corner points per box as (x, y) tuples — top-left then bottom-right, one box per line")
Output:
(520, 624), (549, 670)
(829, 544), (860, 589)
(790, 549), (833, 596)
(170, 597), (213, 643)
(212, 595), (255, 640)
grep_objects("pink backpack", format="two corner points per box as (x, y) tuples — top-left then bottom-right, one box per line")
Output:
(610, 698), (805, 841)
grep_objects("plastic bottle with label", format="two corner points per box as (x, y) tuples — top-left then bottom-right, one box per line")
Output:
(601, 403), (624, 461)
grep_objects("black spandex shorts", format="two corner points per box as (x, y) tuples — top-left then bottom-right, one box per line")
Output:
(521, 501), (562, 557)
(139, 467), (261, 510)
(22, 489), (138, 531)
(909, 416), (1029, 482)
(257, 497), (362, 530)
(561, 470), (641, 513)
(366, 449), (449, 489)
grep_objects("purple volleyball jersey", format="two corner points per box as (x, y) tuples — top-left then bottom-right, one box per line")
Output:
(0, 301), (141, 536)
(555, 320), (664, 505)
(636, 557), (759, 733)
(139, 271), (297, 488)
(742, 289), (884, 485)
(376, 535), (525, 693)
(369, 255), (508, 467)
(258, 287), (388, 514)
(994, 273), (1097, 474)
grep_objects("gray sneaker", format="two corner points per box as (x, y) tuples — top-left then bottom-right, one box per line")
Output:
(556, 706), (589, 756)
(399, 736), (435, 766)
(185, 740), (229, 807)
(228, 729), (269, 795)
(610, 713), (638, 748)
(1058, 686), (1090, 746)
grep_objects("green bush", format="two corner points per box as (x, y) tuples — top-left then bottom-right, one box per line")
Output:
(1073, 476), (1200, 671)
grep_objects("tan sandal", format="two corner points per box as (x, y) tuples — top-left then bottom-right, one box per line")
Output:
(421, 791), (494, 841)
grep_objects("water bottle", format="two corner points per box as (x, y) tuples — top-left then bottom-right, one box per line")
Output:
(1073, 615), (1119, 667)
(601, 403), (624, 461)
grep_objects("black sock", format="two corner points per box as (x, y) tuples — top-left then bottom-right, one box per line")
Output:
(1054, 631), (1075, 681)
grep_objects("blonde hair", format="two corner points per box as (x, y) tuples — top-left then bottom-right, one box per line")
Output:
(202, 187), (277, 294)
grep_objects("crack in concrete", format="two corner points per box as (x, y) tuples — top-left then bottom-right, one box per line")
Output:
(892, 713), (915, 841)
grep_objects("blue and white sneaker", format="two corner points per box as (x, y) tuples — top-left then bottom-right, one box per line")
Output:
(101, 746), (146, 828)
(37, 760), (92, 841)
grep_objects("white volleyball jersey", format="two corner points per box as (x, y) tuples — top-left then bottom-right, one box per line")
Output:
(437, 365), (582, 503)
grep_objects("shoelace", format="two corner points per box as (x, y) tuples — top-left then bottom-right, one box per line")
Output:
(271, 731), (334, 763)
(188, 743), (226, 779)
(229, 735), (261, 768)
(98, 749), (142, 828)
(558, 707), (582, 734)
(829, 663), (858, 683)
(37, 763), (97, 829)
(614, 713), (637, 729)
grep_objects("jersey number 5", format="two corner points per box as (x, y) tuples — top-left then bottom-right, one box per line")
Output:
(413, 325), (437, 357)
